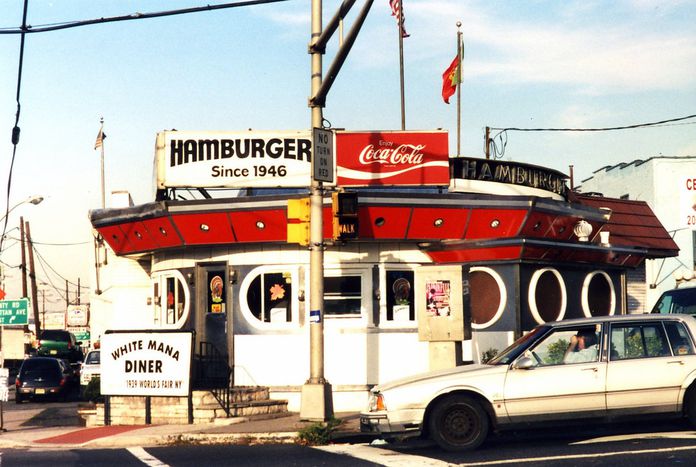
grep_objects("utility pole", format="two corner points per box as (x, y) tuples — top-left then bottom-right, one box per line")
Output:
(25, 221), (41, 337)
(300, 0), (333, 422)
(20, 216), (27, 298)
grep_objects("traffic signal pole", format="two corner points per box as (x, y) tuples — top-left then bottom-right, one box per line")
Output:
(300, 0), (333, 421)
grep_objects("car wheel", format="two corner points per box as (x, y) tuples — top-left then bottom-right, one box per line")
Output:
(686, 388), (696, 427)
(428, 394), (489, 451)
(15, 394), (23, 404)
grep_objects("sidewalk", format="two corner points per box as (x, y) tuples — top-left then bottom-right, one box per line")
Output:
(0, 403), (372, 450)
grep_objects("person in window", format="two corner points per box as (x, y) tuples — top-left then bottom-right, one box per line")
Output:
(563, 329), (599, 363)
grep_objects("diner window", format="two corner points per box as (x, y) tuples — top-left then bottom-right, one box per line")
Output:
(386, 271), (414, 321)
(152, 270), (190, 329)
(324, 275), (362, 316)
(246, 271), (293, 323)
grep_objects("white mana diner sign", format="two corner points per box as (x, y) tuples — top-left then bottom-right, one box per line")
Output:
(101, 331), (193, 397)
(156, 130), (315, 189)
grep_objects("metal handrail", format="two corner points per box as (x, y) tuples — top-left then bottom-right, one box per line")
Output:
(193, 341), (233, 416)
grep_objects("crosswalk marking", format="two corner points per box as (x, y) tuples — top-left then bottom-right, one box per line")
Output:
(127, 447), (171, 467)
(315, 444), (454, 466)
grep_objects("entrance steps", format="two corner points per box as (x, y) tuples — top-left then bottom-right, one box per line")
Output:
(81, 386), (288, 426)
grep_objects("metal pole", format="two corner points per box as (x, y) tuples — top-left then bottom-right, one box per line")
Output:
(456, 22), (462, 157)
(398, 4), (406, 130)
(100, 117), (106, 209)
(20, 216), (27, 298)
(300, 0), (333, 421)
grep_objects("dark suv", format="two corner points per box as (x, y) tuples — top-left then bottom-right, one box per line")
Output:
(35, 330), (84, 363)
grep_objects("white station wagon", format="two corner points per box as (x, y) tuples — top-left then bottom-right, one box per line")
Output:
(360, 314), (696, 451)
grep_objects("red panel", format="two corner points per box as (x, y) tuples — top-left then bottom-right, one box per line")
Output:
(464, 209), (528, 239)
(548, 216), (579, 241)
(519, 211), (556, 238)
(97, 225), (134, 255)
(407, 207), (469, 240)
(229, 209), (287, 242)
(171, 213), (235, 245)
(426, 246), (523, 263)
(119, 221), (162, 252)
(141, 217), (184, 249)
(358, 206), (412, 239)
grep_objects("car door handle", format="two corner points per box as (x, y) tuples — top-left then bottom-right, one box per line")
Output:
(668, 360), (685, 365)
(582, 367), (598, 372)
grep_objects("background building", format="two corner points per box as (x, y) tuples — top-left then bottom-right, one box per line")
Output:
(578, 156), (696, 312)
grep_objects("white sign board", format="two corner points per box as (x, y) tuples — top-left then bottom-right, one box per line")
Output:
(313, 127), (335, 183)
(67, 305), (89, 327)
(156, 130), (313, 189)
(0, 367), (8, 402)
(101, 331), (193, 396)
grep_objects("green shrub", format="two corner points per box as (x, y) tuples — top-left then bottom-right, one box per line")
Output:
(297, 418), (341, 445)
(82, 376), (104, 403)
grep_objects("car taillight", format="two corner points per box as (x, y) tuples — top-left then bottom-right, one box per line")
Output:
(67, 342), (73, 350)
(59, 377), (66, 387)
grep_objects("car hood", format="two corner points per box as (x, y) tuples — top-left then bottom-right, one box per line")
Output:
(374, 363), (505, 392)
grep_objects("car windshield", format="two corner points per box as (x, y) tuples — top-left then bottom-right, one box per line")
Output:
(652, 287), (696, 314)
(40, 330), (69, 341)
(21, 359), (59, 375)
(487, 325), (551, 365)
(85, 351), (100, 364)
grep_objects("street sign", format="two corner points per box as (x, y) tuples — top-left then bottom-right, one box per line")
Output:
(313, 127), (334, 183)
(0, 299), (29, 326)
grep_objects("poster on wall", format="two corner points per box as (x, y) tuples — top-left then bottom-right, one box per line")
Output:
(101, 330), (193, 397)
(208, 272), (226, 314)
(425, 280), (451, 317)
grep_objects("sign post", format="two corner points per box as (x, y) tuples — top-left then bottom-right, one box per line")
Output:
(0, 299), (29, 326)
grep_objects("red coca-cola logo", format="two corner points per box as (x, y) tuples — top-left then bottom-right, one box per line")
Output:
(358, 143), (425, 166)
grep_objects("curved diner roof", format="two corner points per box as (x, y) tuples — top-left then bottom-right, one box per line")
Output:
(89, 189), (678, 268)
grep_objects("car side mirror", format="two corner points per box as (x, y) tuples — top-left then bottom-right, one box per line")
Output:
(513, 356), (535, 370)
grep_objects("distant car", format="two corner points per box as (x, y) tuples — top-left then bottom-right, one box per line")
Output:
(15, 357), (77, 403)
(80, 350), (101, 388)
(361, 314), (696, 451)
(35, 330), (83, 363)
(651, 286), (696, 314)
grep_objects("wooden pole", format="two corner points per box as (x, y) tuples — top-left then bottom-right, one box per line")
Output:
(25, 221), (40, 337)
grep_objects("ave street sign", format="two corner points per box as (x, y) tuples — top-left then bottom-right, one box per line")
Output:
(0, 298), (29, 326)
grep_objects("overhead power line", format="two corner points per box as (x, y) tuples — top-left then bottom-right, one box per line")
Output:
(487, 113), (696, 160)
(0, 0), (290, 34)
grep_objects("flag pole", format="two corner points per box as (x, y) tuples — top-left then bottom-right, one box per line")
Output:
(398, 2), (406, 130)
(99, 117), (105, 209)
(456, 21), (462, 156)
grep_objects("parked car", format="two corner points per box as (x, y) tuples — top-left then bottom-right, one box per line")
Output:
(15, 357), (77, 403)
(651, 286), (696, 314)
(35, 330), (83, 363)
(80, 350), (101, 389)
(361, 314), (696, 451)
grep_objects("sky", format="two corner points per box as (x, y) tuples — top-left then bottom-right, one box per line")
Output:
(0, 0), (694, 311)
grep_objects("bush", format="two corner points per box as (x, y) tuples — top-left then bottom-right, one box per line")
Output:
(297, 418), (341, 445)
(82, 376), (104, 403)
(480, 348), (499, 364)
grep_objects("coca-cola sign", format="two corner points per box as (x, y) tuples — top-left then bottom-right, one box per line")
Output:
(336, 131), (449, 186)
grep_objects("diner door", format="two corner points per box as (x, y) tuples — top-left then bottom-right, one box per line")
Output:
(196, 264), (231, 364)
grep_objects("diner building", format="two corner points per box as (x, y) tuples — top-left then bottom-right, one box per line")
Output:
(88, 129), (678, 412)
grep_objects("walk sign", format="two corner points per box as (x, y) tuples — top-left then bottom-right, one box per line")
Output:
(0, 298), (29, 326)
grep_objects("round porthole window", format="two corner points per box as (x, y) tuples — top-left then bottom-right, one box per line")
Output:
(581, 271), (615, 317)
(528, 268), (566, 324)
(470, 267), (506, 329)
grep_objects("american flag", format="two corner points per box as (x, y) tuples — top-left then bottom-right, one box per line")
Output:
(389, 0), (409, 38)
(94, 127), (106, 150)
